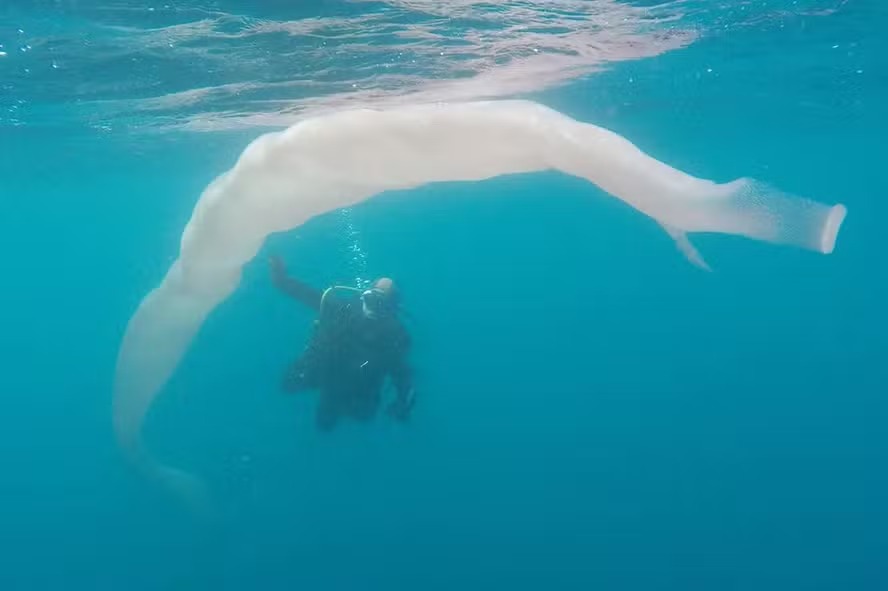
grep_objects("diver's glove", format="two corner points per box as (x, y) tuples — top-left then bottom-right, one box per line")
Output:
(387, 388), (416, 422)
(269, 255), (288, 284)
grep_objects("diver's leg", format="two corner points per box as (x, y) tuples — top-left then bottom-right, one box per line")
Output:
(350, 387), (382, 423)
(315, 390), (341, 432)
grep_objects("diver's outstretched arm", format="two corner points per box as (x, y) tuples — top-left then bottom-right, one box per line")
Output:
(268, 256), (323, 311)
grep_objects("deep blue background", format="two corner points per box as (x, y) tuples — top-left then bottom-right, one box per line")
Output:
(0, 2), (884, 590)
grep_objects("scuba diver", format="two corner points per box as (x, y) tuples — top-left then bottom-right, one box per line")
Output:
(269, 255), (416, 431)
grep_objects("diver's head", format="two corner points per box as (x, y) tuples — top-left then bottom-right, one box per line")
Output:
(361, 277), (400, 319)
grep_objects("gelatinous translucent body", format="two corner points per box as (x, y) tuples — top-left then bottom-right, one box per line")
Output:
(114, 100), (846, 506)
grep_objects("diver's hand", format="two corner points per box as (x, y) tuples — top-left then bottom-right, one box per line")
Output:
(269, 255), (287, 283)
(387, 389), (416, 422)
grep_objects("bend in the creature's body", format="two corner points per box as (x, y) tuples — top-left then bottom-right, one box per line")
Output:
(113, 99), (846, 509)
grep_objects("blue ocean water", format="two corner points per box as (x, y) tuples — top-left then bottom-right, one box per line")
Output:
(1, 1), (885, 590)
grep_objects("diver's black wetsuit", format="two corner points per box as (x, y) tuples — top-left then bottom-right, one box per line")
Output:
(273, 271), (414, 431)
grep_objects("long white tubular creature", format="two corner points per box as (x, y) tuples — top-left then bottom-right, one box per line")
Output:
(114, 100), (846, 506)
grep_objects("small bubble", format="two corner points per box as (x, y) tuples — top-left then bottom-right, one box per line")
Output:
(856, 69), (864, 74)
(148, 6), (155, 11)
(51, 61), (59, 69)
(831, 44), (839, 49)
(439, 51), (444, 56)
(24, 67), (29, 73)
(0, 51), (6, 58)
(17, 29), (24, 34)
(533, 47), (539, 53)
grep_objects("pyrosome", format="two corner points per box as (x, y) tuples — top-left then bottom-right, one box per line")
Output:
(113, 99), (846, 509)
